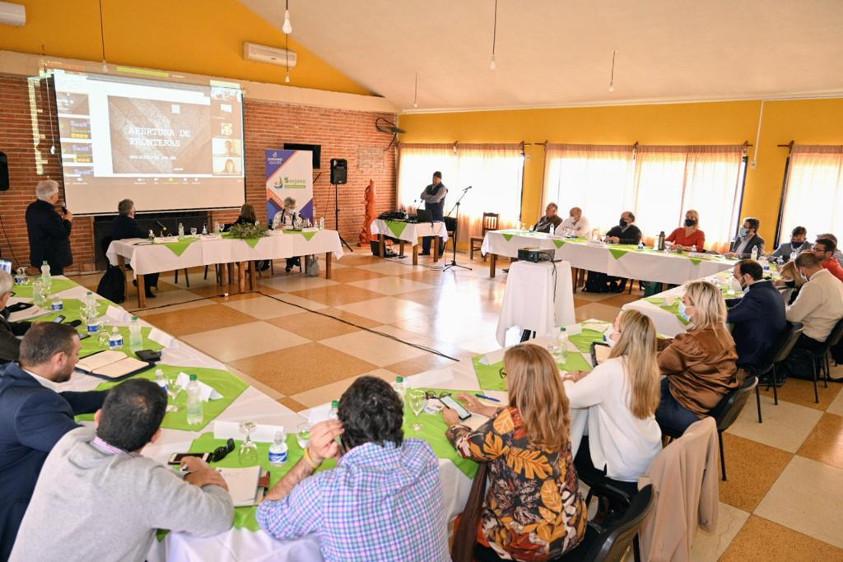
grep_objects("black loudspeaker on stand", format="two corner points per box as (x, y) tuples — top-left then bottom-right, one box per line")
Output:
(330, 158), (353, 252)
(442, 186), (473, 272)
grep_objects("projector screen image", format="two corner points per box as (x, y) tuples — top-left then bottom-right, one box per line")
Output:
(52, 69), (245, 215)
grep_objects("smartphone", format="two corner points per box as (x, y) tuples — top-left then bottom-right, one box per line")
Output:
(439, 396), (471, 421)
(52, 315), (66, 324)
(167, 452), (210, 465)
(591, 341), (611, 366)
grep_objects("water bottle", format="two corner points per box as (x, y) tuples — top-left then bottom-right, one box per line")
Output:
(751, 246), (759, 261)
(129, 315), (143, 350)
(201, 224), (208, 235)
(657, 231), (666, 252)
(40, 261), (51, 293)
(186, 374), (203, 426)
(393, 376), (406, 399)
(177, 222), (185, 240)
(108, 327), (124, 350)
(50, 297), (63, 311)
(85, 291), (98, 319)
(319, 217), (325, 230)
(148, 229), (155, 242)
(268, 430), (288, 465)
(329, 399), (339, 420)
(637, 240), (644, 250)
(154, 368), (167, 391)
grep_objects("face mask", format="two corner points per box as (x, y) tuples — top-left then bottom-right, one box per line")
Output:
(729, 276), (743, 292)
(791, 239), (804, 248)
(678, 301), (690, 322)
(619, 219), (628, 228)
(739, 227), (749, 238)
(603, 332), (617, 348)
(684, 218), (697, 227)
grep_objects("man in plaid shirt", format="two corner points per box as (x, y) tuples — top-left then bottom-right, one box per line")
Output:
(257, 376), (449, 561)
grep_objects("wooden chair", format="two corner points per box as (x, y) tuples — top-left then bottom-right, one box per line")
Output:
(469, 213), (500, 261)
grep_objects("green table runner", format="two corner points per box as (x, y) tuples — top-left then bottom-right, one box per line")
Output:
(36, 298), (109, 323)
(159, 238), (199, 256)
(384, 220), (409, 238)
(645, 297), (691, 325)
(568, 328), (608, 354)
(473, 349), (593, 391)
(77, 364), (247, 432)
(12, 277), (78, 298)
(282, 230), (318, 242)
(222, 232), (269, 248)
(79, 326), (164, 356)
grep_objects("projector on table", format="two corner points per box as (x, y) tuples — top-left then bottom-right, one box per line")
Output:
(517, 247), (555, 263)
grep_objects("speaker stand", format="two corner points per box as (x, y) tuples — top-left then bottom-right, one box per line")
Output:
(333, 182), (354, 252)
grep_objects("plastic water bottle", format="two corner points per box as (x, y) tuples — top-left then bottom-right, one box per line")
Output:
(202, 224), (208, 235)
(637, 240), (644, 250)
(148, 229), (155, 242)
(319, 217), (325, 230)
(129, 316), (143, 350)
(751, 246), (759, 261)
(329, 400), (339, 420)
(268, 430), (288, 465)
(393, 376), (406, 399)
(50, 297), (63, 311)
(40, 261), (51, 293)
(154, 368), (167, 391)
(186, 374), (203, 426)
(177, 222), (185, 240)
(108, 327), (124, 350)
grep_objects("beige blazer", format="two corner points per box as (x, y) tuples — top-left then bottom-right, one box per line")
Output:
(637, 417), (719, 562)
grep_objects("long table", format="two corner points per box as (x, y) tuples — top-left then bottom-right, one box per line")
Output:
(481, 230), (736, 285)
(106, 229), (344, 308)
(370, 219), (449, 264)
(11, 276), (472, 562)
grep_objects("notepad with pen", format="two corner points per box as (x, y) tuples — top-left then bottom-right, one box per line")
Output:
(75, 350), (152, 380)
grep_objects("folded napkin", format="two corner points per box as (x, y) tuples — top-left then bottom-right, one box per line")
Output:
(176, 372), (222, 401)
(213, 420), (287, 443)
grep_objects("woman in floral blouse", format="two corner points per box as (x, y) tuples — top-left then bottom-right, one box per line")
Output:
(442, 343), (588, 561)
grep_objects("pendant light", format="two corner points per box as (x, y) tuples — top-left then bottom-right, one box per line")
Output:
(282, 0), (293, 34)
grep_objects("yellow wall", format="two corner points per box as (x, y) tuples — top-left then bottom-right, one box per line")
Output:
(399, 98), (843, 243)
(0, 0), (370, 95)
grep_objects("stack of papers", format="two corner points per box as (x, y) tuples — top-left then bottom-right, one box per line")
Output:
(218, 466), (262, 507)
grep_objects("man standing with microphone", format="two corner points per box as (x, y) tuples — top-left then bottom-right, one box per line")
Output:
(419, 171), (447, 256)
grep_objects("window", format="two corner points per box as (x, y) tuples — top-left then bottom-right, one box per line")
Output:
(778, 145), (843, 245)
(544, 144), (745, 250)
(397, 144), (524, 241)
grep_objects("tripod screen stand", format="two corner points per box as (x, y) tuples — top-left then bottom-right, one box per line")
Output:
(442, 187), (472, 272)
(333, 182), (353, 252)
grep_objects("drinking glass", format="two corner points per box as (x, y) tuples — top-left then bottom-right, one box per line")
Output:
(554, 332), (569, 362)
(32, 280), (45, 307)
(165, 371), (182, 412)
(238, 421), (259, 465)
(96, 326), (110, 347)
(296, 422), (312, 449)
(406, 389), (426, 432)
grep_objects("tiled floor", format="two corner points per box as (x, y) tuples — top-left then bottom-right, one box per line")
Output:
(71, 251), (843, 561)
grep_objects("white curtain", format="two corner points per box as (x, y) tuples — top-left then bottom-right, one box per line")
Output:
(543, 144), (635, 235)
(544, 144), (744, 250)
(779, 145), (843, 245)
(397, 144), (523, 244)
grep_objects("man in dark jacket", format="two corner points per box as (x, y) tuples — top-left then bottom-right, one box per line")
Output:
(0, 271), (30, 364)
(728, 217), (765, 259)
(25, 180), (73, 275)
(603, 211), (642, 292)
(419, 171), (447, 256)
(0, 323), (107, 559)
(726, 260), (787, 373)
(111, 199), (157, 297)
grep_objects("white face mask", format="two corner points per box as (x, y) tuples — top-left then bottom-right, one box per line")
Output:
(678, 301), (690, 322)
(728, 276), (743, 292)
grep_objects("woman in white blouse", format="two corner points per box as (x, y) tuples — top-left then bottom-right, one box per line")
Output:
(563, 310), (662, 482)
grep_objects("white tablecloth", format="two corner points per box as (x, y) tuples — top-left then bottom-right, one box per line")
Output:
(482, 230), (736, 285)
(370, 219), (449, 244)
(496, 260), (575, 346)
(106, 230), (344, 277)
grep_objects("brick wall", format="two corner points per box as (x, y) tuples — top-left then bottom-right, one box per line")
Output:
(0, 72), (396, 272)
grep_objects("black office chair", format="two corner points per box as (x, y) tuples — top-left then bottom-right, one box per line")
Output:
(807, 318), (843, 403)
(708, 375), (758, 481)
(749, 323), (803, 422)
(556, 485), (654, 562)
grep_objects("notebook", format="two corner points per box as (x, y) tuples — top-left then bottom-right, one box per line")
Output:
(76, 350), (151, 379)
(218, 466), (262, 507)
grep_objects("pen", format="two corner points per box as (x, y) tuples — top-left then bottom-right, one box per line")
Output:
(474, 393), (501, 403)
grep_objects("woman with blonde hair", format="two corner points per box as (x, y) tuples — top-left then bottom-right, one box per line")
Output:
(656, 280), (739, 437)
(563, 310), (662, 482)
(666, 209), (705, 251)
(442, 344), (587, 562)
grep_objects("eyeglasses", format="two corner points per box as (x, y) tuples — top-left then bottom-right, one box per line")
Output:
(208, 438), (235, 463)
(498, 367), (507, 379)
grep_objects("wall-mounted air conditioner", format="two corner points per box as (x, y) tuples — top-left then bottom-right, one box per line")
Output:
(243, 42), (298, 68)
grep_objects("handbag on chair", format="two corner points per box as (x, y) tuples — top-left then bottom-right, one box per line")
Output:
(451, 462), (488, 562)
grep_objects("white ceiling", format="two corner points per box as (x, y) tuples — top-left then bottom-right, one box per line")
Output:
(241, 0), (843, 112)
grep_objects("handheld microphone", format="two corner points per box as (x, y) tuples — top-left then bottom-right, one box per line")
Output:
(155, 220), (168, 235)
(462, 185), (473, 191)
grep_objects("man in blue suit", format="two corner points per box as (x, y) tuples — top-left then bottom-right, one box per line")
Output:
(726, 260), (787, 377)
(0, 323), (107, 560)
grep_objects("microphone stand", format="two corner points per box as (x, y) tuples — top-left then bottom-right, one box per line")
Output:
(442, 187), (472, 272)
